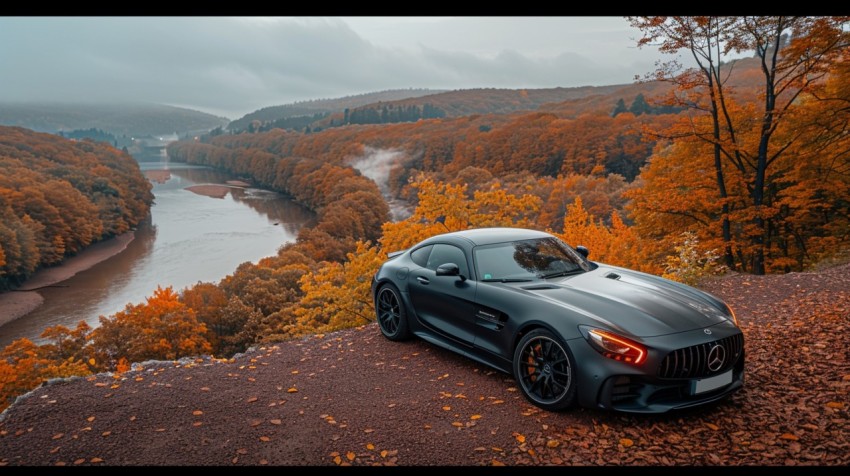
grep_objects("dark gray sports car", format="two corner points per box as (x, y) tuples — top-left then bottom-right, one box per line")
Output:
(371, 227), (744, 413)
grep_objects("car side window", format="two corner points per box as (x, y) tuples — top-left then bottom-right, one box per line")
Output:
(409, 245), (432, 268)
(426, 244), (469, 277)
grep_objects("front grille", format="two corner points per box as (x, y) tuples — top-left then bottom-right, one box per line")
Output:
(658, 333), (743, 379)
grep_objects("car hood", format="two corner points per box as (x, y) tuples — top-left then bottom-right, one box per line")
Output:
(519, 265), (733, 337)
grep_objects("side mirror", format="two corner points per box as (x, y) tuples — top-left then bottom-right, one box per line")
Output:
(575, 246), (590, 258)
(436, 263), (466, 281)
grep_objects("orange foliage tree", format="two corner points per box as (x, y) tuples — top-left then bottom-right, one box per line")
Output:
(630, 16), (850, 273)
(92, 286), (212, 367)
(0, 337), (90, 412)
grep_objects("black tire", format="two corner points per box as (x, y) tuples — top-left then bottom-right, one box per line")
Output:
(375, 283), (411, 341)
(513, 328), (577, 411)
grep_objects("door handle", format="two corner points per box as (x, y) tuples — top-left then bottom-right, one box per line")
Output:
(416, 276), (430, 285)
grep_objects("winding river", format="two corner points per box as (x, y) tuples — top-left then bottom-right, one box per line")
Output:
(0, 160), (314, 348)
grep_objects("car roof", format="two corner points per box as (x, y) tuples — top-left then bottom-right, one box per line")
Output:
(424, 227), (552, 246)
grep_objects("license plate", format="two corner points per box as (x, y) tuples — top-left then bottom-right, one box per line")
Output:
(691, 369), (733, 394)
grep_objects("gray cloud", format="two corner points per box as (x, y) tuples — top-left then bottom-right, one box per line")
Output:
(0, 17), (669, 119)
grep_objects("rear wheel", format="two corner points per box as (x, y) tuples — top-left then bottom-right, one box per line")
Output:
(513, 329), (577, 411)
(375, 284), (411, 341)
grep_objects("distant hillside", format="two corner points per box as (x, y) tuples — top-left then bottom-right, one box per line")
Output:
(540, 56), (765, 118)
(343, 85), (626, 121)
(0, 102), (230, 137)
(228, 88), (444, 132)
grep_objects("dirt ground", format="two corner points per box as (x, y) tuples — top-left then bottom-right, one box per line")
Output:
(1, 263), (848, 466)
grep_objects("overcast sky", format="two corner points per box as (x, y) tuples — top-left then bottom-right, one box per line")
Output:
(0, 17), (672, 120)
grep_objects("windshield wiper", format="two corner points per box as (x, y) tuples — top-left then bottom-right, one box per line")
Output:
(481, 278), (533, 283)
(539, 269), (585, 279)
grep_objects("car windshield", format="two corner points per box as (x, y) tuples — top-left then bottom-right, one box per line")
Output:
(474, 237), (594, 282)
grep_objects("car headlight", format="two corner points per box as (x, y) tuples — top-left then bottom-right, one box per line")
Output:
(580, 327), (646, 365)
(726, 304), (739, 327)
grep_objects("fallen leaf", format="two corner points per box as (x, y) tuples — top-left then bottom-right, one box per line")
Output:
(442, 406), (451, 411)
(380, 450), (388, 458)
(246, 396), (258, 403)
(366, 443), (375, 450)
(346, 451), (356, 461)
(74, 458), (85, 465)
(270, 419), (282, 425)
(52, 433), (64, 440)
(287, 388), (298, 393)
(333, 456), (342, 465)
(192, 422), (203, 427)
(547, 440), (560, 448)
(705, 423), (719, 431)
(236, 448), (248, 455)
(780, 433), (800, 441)
(826, 402), (844, 409)
(492, 460), (505, 466)
(515, 434), (526, 443)
(248, 419), (262, 427)
(90, 458), (103, 463)
(452, 422), (464, 428)
(470, 414), (482, 420)
(620, 438), (634, 447)
(364, 428), (375, 433)
(101, 431), (111, 437)
(192, 410), (203, 416)
(200, 387), (210, 391)
(259, 436), (271, 442)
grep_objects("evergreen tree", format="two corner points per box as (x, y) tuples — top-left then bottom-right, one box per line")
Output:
(612, 98), (628, 117)
(629, 94), (652, 116)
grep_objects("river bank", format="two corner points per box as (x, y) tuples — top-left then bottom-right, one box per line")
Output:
(0, 232), (135, 330)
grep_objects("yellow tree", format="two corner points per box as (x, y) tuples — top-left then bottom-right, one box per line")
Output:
(554, 197), (660, 275)
(286, 241), (385, 336)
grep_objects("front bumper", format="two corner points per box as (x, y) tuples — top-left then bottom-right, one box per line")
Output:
(570, 324), (745, 413)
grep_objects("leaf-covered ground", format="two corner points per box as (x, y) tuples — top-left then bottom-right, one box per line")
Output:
(1, 263), (848, 466)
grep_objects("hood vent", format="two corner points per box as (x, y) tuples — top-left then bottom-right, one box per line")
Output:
(521, 284), (559, 291)
(605, 272), (621, 280)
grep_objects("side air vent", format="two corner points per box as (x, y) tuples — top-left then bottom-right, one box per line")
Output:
(521, 284), (560, 291)
(605, 272), (621, 280)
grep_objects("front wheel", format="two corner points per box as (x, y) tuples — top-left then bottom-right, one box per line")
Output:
(375, 284), (411, 341)
(513, 329), (577, 411)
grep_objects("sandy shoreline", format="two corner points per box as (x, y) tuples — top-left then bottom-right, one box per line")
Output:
(0, 231), (135, 330)
(185, 184), (243, 199)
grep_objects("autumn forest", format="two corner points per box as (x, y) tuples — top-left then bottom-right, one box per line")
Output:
(2, 17), (849, 412)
